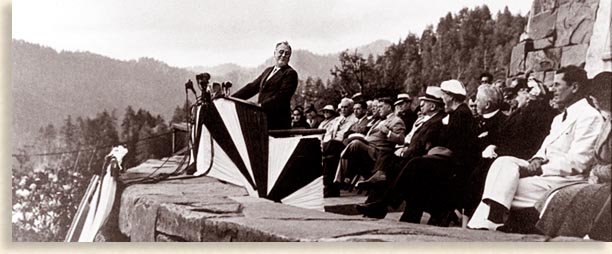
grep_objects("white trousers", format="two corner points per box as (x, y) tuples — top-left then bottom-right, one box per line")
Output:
(467, 156), (581, 230)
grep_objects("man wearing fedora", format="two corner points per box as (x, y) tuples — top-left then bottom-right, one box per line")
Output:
(395, 93), (419, 134)
(357, 86), (448, 202)
(356, 80), (479, 226)
(467, 65), (604, 231)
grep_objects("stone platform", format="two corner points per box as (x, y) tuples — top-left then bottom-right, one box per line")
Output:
(114, 157), (586, 242)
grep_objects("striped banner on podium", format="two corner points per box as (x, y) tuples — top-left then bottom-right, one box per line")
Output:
(189, 98), (324, 211)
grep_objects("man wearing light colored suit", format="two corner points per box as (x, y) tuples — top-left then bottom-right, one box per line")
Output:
(468, 65), (605, 230)
(233, 41), (298, 130)
(334, 97), (406, 187)
(322, 98), (359, 197)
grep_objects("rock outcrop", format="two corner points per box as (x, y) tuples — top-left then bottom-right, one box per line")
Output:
(509, 0), (611, 81)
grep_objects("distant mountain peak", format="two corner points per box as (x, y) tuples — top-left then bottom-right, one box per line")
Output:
(188, 39), (392, 86)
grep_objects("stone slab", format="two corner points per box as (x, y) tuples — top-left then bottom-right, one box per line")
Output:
(533, 37), (555, 50)
(117, 158), (590, 242)
(525, 48), (562, 72)
(561, 44), (589, 67)
(544, 70), (556, 88)
(156, 202), (243, 241)
(529, 10), (557, 40)
(532, 0), (559, 15)
(585, 0), (612, 77)
(509, 41), (533, 76)
(531, 71), (546, 83)
(555, 0), (599, 47)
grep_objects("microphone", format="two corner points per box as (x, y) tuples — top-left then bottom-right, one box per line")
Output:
(185, 79), (198, 97)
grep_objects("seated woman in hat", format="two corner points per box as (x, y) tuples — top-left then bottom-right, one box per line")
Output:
(318, 105), (338, 130)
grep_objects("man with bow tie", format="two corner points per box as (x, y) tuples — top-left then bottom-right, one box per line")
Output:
(232, 41), (298, 130)
(467, 65), (605, 231)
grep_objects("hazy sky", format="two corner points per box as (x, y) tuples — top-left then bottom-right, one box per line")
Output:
(13, 0), (533, 68)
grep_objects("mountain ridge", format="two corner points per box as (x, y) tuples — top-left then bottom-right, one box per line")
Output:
(11, 39), (391, 149)
(189, 39), (391, 90)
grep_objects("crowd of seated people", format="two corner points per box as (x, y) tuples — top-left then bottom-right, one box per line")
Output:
(297, 65), (610, 239)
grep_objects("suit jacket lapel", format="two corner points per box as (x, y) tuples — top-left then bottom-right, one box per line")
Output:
(543, 113), (577, 147)
(260, 67), (275, 89)
(415, 113), (443, 137)
(263, 66), (286, 89)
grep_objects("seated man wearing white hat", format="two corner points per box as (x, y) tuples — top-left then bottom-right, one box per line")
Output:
(357, 87), (448, 202)
(356, 80), (479, 226)
(467, 65), (604, 231)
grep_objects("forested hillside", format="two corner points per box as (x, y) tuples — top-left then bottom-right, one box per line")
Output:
(12, 40), (195, 148)
(292, 6), (527, 110)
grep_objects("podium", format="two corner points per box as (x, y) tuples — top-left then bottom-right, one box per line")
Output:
(188, 97), (324, 211)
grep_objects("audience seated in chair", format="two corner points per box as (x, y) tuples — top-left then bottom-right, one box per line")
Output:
(334, 97), (405, 193)
(467, 65), (605, 231)
(357, 86), (447, 204)
(356, 80), (479, 226)
(463, 78), (558, 218)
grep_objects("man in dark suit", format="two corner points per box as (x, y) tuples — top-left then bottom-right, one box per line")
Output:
(464, 84), (508, 217)
(474, 84), (507, 154)
(232, 41), (298, 130)
(344, 100), (369, 137)
(305, 105), (323, 128)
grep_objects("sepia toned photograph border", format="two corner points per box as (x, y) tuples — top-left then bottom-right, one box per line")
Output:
(2, 0), (611, 252)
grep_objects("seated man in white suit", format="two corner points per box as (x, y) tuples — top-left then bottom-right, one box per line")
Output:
(467, 65), (605, 230)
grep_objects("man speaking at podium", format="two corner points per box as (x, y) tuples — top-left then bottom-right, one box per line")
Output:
(232, 41), (298, 130)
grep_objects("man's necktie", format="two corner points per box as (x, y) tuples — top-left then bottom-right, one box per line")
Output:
(366, 119), (382, 136)
(332, 117), (345, 140)
(562, 110), (568, 122)
(405, 116), (426, 143)
(266, 67), (279, 81)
